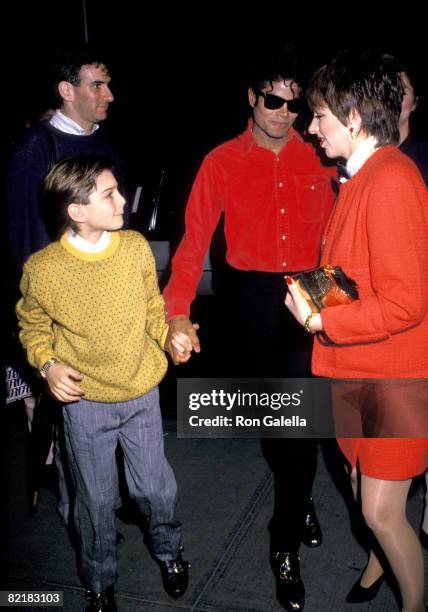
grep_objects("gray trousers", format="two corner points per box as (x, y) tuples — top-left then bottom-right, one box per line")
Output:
(62, 387), (181, 593)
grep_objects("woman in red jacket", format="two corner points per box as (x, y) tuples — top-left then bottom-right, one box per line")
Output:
(285, 51), (428, 612)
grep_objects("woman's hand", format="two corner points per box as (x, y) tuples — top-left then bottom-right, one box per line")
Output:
(284, 277), (323, 333)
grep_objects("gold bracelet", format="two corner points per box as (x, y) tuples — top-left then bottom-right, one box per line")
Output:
(304, 312), (316, 334)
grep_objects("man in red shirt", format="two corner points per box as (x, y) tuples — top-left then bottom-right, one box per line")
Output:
(164, 48), (335, 611)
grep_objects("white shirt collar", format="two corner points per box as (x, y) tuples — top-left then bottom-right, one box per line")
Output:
(66, 229), (111, 253)
(345, 136), (379, 179)
(49, 109), (99, 135)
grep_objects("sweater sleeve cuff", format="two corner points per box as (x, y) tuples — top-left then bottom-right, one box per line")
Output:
(159, 326), (169, 350)
(321, 306), (389, 345)
(35, 350), (57, 371)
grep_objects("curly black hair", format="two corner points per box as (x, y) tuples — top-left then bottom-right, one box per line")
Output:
(247, 42), (309, 94)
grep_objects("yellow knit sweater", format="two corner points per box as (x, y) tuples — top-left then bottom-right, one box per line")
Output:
(16, 230), (169, 402)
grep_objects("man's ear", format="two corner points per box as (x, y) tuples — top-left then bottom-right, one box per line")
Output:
(248, 87), (257, 108)
(58, 80), (75, 102)
(67, 203), (87, 224)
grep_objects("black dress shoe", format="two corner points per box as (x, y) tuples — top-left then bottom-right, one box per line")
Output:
(160, 546), (190, 599)
(116, 531), (125, 545)
(301, 497), (322, 548)
(420, 527), (428, 550)
(272, 551), (305, 611)
(85, 586), (117, 611)
(346, 571), (384, 603)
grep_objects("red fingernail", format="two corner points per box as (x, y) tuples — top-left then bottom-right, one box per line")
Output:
(286, 277), (293, 285)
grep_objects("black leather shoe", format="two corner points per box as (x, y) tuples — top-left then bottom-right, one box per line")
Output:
(160, 546), (190, 599)
(272, 551), (305, 611)
(301, 497), (322, 548)
(85, 586), (117, 611)
(346, 571), (384, 603)
(420, 527), (428, 550)
(116, 531), (125, 545)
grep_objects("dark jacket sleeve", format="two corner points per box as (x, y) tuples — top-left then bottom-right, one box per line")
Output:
(6, 126), (51, 269)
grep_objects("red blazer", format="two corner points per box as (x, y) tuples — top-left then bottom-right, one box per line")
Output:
(314, 146), (428, 378)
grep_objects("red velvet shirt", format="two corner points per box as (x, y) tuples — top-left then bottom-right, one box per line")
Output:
(164, 123), (336, 318)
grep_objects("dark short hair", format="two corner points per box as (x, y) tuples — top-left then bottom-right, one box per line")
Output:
(307, 50), (403, 146)
(42, 153), (115, 235)
(50, 43), (111, 104)
(52, 43), (111, 86)
(390, 53), (427, 137)
(247, 43), (308, 95)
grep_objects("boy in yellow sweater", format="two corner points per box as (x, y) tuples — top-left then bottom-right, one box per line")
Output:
(16, 154), (193, 611)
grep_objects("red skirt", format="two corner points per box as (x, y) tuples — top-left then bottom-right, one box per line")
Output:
(331, 379), (428, 479)
(338, 437), (428, 480)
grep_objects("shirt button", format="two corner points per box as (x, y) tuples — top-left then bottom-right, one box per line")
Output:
(280, 208), (285, 214)
(278, 181), (284, 188)
(282, 261), (287, 267)
(282, 235), (286, 240)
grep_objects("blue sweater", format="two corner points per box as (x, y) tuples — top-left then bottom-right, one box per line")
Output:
(6, 121), (121, 269)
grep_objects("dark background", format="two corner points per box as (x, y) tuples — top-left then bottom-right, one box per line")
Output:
(3, 3), (427, 242)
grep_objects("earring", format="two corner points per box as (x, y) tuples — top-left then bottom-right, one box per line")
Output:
(349, 127), (357, 140)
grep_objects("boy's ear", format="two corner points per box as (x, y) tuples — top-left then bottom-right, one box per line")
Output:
(67, 203), (87, 224)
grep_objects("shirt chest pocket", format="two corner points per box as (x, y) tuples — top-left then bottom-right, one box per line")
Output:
(293, 174), (331, 222)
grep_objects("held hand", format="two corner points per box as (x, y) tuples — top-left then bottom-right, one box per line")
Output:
(169, 331), (195, 364)
(284, 277), (323, 333)
(164, 316), (201, 365)
(45, 363), (85, 403)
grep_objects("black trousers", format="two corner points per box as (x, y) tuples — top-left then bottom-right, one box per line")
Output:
(233, 268), (318, 552)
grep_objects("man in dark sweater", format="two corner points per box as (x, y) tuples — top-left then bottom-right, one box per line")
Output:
(7, 44), (118, 268)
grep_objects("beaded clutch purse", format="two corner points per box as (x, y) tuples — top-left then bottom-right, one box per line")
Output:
(292, 265), (359, 312)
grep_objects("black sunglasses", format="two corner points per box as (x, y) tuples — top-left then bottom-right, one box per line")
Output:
(257, 90), (304, 114)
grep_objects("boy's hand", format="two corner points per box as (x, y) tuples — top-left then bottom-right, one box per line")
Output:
(45, 363), (85, 403)
(167, 331), (194, 364)
(166, 316), (201, 352)
(164, 316), (200, 365)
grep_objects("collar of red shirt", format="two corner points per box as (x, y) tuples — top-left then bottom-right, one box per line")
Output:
(238, 119), (304, 155)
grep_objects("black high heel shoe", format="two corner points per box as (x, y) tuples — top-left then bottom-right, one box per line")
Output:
(345, 571), (384, 603)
